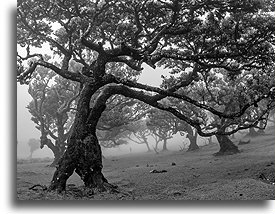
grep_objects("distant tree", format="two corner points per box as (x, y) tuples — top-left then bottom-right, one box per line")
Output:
(180, 124), (199, 152)
(199, 69), (274, 155)
(97, 95), (149, 149)
(97, 128), (129, 148)
(28, 138), (40, 159)
(146, 108), (175, 152)
(156, 82), (207, 152)
(268, 108), (275, 125)
(125, 119), (152, 152)
(27, 66), (79, 166)
(150, 130), (162, 153)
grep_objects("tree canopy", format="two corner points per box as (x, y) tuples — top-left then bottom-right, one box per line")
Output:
(18, 0), (275, 137)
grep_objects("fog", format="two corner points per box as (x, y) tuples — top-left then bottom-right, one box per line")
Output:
(17, 65), (175, 159)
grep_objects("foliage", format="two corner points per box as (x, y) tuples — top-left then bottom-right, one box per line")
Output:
(18, 0), (275, 137)
(123, 119), (152, 151)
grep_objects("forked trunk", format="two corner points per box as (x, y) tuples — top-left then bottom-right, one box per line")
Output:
(48, 133), (110, 192)
(215, 135), (240, 156)
(48, 83), (113, 192)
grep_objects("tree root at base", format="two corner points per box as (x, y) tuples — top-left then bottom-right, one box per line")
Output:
(29, 182), (133, 198)
(29, 184), (48, 191)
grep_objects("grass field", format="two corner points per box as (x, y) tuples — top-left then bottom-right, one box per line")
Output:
(17, 127), (275, 200)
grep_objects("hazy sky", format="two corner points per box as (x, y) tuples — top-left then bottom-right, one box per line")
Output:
(16, 65), (170, 158)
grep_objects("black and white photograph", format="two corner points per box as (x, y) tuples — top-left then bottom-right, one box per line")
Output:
(14, 0), (275, 205)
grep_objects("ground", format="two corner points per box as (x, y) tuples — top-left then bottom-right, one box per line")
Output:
(17, 126), (275, 200)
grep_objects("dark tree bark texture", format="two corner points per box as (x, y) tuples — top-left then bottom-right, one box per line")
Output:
(186, 136), (199, 152)
(145, 141), (152, 152)
(214, 135), (240, 156)
(48, 83), (113, 192)
(162, 139), (168, 151)
(186, 129), (199, 152)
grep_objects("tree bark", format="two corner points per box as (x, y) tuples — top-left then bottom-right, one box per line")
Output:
(42, 138), (66, 167)
(145, 141), (151, 152)
(48, 83), (112, 192)
(186, 129), (199, 152)
(214, 134), (240, 156)
(49, 147), (63, 167)
(162, 138), (168, 151)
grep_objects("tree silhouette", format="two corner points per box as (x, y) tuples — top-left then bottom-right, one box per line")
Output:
(17, 0), (275, 192)
(146, 108), (175, 152)
(124, 119), (153, 152)
(28, 138), (40, 159)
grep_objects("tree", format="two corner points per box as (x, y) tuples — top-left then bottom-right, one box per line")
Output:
(97, 95), (149, 149)
(180, 124), (200, 152)
(125, 119), (152, 152)
(158, 79), (208, 152)
(146, 108), (175, 152)
(27, 66), (79, 166)
(17, 0), (275, 192)
(268, 108), (275, 125)
(28, 138), (40, 159)
(198, 67), (274, 155)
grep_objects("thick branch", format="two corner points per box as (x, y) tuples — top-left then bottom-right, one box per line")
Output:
(87, 83), (274, 137)
(108, 74), (273, 120)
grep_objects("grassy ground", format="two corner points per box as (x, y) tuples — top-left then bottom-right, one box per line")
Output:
(17, 127), (275, 200)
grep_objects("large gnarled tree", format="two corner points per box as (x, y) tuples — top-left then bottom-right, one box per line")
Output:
(17, 0), (275, 192)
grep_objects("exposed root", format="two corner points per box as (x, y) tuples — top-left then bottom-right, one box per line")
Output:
(213, 149), (241, 156)
(29, 184), (48, 191)
(258, 172), (275, 185)
(62, 183), (133, 199)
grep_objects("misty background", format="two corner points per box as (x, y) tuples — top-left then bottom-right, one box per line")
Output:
(17, 66), (196, 159)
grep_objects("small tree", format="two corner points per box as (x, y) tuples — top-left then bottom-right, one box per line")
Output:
(146, 108), (175, 152)
(28, 138), (40, 159)
(125, 119), (152, 152)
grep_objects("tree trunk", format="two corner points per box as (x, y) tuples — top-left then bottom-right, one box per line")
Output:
(208, 136), (213, 144)
(214, 135), (240, 156)
(29, 152), (33, 159)
(48, 133), (110, 192)
(155, 140), (160, 151)
(247, 127), (258, 136)
(43, 138), (66, 167)
(145, 141), (151, 152)
(257, 120), (265, 134)
(186, 130), (199, 152)
(48, 83), (113, 192)
(49, 149), (62, 167)
(162, 139), (168, 151)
